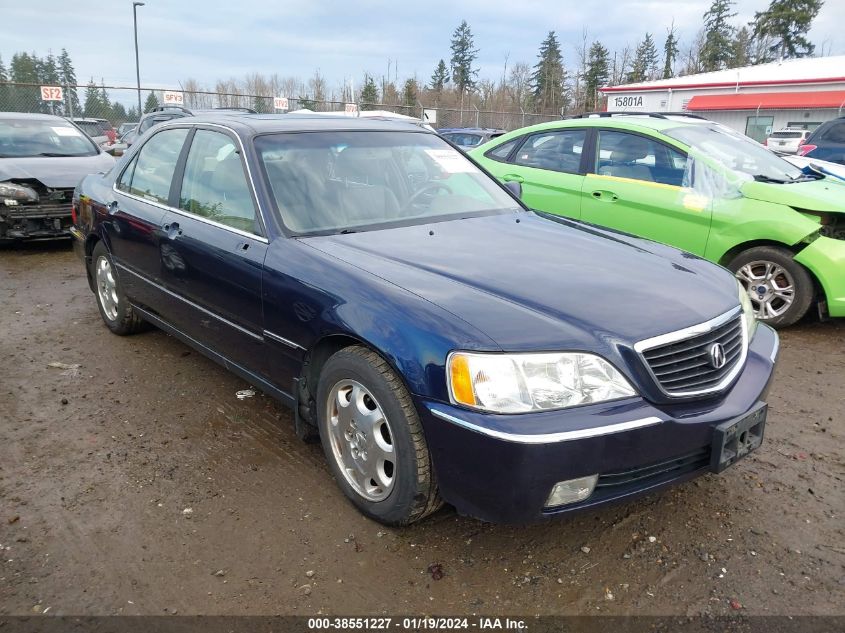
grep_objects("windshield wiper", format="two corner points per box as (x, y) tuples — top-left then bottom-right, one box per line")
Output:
(338, 229), (357, 234)
(753, 174), (796, 184)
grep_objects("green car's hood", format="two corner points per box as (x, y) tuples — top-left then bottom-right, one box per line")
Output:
(741, 178), (845, 213)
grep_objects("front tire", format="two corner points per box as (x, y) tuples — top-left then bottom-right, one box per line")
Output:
(316, 346), (442, 525)
(728, 246), (814, 328)
(90, 241), (146, 335)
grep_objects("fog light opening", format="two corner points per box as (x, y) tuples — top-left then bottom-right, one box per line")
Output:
(544, 474), (598, 509)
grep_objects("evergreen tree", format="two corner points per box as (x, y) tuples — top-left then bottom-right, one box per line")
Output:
(360, 73), (379, 109)
(583, 42), (610, 111)
(701, 0), (737, 72)
(663, 25), (679, 79)
(11, 53), (41, 112)
(429, 59), (449, 92)
(0, 55), (8, 111)
(10, 52), (39, 83)
(531, 31), (567, 113)
(84, 79), (104, 117)
(58, 49), (81, 116)
(753, 0), (823, 59)
(402, 78), (418, 108)
(449, 20), (478, 95)
(143, 91), (159, 113)
(112, 101), (128, 123)
(730, 27), (753, 68)
(628, 33), (659, 83)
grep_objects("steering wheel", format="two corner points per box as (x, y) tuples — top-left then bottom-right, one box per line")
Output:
(401, 182), (453, 213)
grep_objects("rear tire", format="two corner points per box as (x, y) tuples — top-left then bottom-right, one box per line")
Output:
(728, 246), (814, 328)
(316, 346), (442, 526)
(90, 241), (146, 335)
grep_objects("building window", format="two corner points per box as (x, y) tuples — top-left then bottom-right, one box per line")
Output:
(786, 121), (822, 131)
(745, 116), (774, 143)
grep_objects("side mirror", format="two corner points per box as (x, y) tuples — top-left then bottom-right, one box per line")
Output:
(503, 180), (522, 199)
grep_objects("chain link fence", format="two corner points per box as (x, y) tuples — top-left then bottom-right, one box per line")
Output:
(0, 82), (560, 132)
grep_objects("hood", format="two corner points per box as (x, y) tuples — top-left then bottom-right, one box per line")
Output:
(741, 178), (845, 213)
(304, 212), (739, 351)
(0, 153), (115, 189)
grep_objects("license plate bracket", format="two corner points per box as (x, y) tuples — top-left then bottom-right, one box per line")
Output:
(710, 403), (767, 473)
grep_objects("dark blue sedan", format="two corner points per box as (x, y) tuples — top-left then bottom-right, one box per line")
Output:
(72, 113), (779, 525)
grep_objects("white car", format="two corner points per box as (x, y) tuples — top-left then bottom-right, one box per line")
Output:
(765, 129), (811, 154)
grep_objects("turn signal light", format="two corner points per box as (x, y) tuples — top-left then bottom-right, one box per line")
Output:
(448, 354), (477, 407)
(71, 201), (78, 225)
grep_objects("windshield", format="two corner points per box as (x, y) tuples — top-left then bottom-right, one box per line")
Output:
(0, 119), (99, 157)
(664, 123), (803, 182)
(255, 131), (521, 234)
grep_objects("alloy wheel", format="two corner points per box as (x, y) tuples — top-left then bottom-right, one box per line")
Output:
(735, 260), (795, 320)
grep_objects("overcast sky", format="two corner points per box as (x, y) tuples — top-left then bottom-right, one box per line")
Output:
(2, 0), (843, 92)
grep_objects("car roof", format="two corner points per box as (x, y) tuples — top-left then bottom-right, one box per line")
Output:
(438, 127), (504, 134)
(0, 112), (70, 122)
(161, 113), (433, 135)
(71, 117), (108, 123)
(497, 113), (713, 138)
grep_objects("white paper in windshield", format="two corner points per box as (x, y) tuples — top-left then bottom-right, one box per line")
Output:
(53, 126), (83, 137)
(425, 148), (480, 173)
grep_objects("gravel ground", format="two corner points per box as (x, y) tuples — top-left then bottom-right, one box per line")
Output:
(1, 243), (843, 617)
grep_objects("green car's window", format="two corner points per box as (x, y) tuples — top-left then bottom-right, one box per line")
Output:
(596, 131), (687, 187)
(179, 130), (259, 235)
(513, 130), (585, 174)
(485, 138), (519, 162)
(127, 128), (189, 204)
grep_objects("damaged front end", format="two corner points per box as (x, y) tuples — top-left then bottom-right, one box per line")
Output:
(0, 179), (75, 243)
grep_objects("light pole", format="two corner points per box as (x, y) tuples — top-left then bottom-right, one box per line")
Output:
(133, 2), (145, 115)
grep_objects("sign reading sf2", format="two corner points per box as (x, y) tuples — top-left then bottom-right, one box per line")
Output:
(614, 95), (644, 108)
(40, 86), (64, 101)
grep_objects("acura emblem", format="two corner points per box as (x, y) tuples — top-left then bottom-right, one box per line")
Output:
(709, 343), (727, 369)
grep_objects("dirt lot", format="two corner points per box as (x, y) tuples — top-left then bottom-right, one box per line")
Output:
(0, 243), (843, 617)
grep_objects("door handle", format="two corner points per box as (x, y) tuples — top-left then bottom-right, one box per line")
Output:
(502, 174), (524, 183)
(163, 221), (182, 236)
(591, 190), (619, 202)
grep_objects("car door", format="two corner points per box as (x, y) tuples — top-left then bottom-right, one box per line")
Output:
(107, 127), (190, 313)
(580, 129), (711, 256)
(158, 126), (269, 375)
(482, 129), (588, 219)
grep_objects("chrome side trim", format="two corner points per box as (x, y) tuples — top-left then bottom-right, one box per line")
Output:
(429, 408), (662, 444)
(263, 330), (305, 351)
(634, 306), (748, 398)
(115, 263), (263, 342)
(767, 325), (780, 363)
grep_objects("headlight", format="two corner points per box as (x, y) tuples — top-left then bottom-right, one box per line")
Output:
(447, 351), (636, 414)
(0, 181), (39, 204)
(737, 279), (758, 340)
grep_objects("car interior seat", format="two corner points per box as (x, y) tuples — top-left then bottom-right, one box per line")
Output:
(599, 136), (654, 181)
(330, 147), (401, 225)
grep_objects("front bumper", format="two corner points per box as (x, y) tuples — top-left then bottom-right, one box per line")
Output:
(794, 235), (845, 318)
(0, 203), (73, 242)
(416, 324), (779, 523)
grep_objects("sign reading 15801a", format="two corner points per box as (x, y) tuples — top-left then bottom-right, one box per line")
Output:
(614, 95), (643, 108)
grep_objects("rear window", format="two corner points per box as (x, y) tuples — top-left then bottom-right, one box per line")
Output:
(75, 121), (104, 137)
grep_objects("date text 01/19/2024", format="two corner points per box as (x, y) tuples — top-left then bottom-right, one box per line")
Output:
(307, 617), (528, 630)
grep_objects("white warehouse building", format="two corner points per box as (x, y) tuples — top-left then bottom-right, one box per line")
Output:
(601, 56), (845, 143)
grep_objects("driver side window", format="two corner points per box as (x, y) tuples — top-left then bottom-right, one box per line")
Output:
(596, 131), (687, 187)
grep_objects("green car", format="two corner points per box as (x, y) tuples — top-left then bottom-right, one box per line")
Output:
(470, 113), (845, 327)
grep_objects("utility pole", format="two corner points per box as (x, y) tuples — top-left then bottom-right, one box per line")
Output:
(133, 2), (145, 114)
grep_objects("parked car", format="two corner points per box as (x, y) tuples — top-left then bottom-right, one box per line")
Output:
(439, 127), (506, 149)
(117, 122), (138, 138)
(797, 117), (845, 164)
(765, 128), (811, 154)
(122, 106), (257, 147)
(71, 117), (117, 149)
(0, 113), (114, 243)
(471, 112), (845, 327)
(72, 114), (778, 525)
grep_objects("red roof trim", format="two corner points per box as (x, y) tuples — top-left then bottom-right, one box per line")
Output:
(686, 90), (845, 111)
(602, 76), (845, 93)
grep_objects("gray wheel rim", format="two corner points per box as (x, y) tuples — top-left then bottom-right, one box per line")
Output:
(95, 255), (119, 322)
(327, 379), (395, 502)
(735, 260), (795, 320)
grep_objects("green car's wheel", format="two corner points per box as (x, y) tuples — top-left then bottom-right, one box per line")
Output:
(728, 246), (814, 328)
